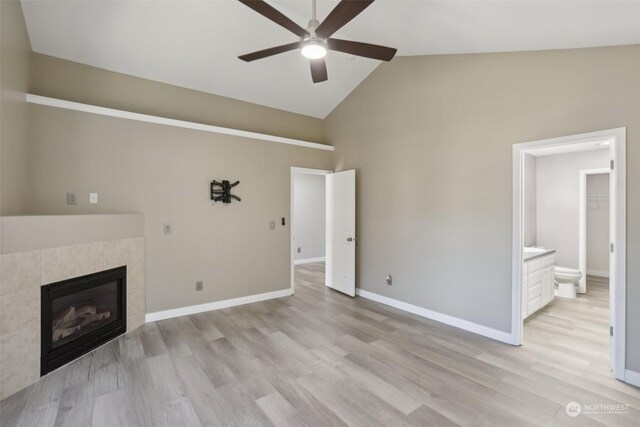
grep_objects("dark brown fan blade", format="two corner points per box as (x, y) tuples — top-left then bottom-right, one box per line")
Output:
(238, 0), (308, 38)
(310, 59), (328, 83)
(316, 0), (374, 39)
(239, 42), (300, 62)
(328, 38), (396, 61)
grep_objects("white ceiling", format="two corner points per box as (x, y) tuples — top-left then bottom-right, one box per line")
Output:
(21, 1), (640, 118)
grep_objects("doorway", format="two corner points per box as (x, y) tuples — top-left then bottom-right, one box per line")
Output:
(290, 167), (331, 293)
(512, 128), (626, 381)
(579, 168), (610, 293)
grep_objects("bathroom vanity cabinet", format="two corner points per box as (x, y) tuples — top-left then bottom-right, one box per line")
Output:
(522, 250), (556, 319)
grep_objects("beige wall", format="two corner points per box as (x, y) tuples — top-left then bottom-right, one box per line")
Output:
(326, 45), (640, 371)
(536, 149), (609, 268)
(1, 0), (31, 214)
(26, 108), (331, 313)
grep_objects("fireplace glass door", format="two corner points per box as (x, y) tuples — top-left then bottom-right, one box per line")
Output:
(41, 266), (126, 375)
(51, 280), (119, 349)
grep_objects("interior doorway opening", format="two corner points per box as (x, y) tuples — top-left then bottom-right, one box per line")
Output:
(290, 167), (331, 293)
(579, 169), (610, 292)
(512, 128), (626, 382)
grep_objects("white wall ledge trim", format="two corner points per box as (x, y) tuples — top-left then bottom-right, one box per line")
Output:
(356, 289), (515, 345)
(145, 288), (293, 322)
(26, 94), (334, 152)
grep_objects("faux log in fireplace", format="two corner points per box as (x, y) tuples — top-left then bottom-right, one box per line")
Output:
(41, 266), (127, 375)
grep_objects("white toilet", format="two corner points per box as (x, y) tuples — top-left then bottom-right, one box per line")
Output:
(554, 266), (582, 299)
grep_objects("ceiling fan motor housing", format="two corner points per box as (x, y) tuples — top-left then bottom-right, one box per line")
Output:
(307, 18), (320, 33)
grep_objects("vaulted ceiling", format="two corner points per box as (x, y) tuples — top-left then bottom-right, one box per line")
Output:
(21, 0), (640, 118)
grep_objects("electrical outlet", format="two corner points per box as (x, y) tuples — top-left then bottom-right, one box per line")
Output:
(67, 192), (77, 205)
(163, 223), (172, 234)
(297, 247), (301, 253)
(89, 192), (98, 204)
(196, 281), (203, 291)
(386, 274), (392, 286)
(269, 220), (276, 230)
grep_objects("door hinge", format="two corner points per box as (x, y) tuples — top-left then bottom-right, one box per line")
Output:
(610, 159), (614, 170)
(610, 242), (614, 253)
(610, 326), (614, 337)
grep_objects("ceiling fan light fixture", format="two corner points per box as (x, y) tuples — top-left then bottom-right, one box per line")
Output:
(301, 38), (327, 59)
(237, 0), (396, 82)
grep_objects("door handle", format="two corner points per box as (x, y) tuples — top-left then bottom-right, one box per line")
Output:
(347, 237), (356, 242)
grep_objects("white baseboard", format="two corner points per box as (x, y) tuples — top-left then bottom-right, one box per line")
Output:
(355, 289), (515, 345)
(625, 369), (640, 388)
(294, 256), (326, 265)
(586, 269), (610, 278)
(145, 288), (293, 322)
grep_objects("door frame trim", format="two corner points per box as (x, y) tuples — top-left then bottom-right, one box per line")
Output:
(290, 167), (332, 293)
(512, 127), (626, 381)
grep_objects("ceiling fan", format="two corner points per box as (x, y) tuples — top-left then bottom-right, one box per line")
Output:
(237, 0), (397, 83)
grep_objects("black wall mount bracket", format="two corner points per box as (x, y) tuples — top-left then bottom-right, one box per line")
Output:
(211, 180), (241, 203)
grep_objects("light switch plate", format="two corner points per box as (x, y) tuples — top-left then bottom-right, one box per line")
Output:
(163, 223), (172, 234)
(89, 193), (98, 204)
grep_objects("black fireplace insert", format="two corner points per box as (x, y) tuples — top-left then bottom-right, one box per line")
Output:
(41, 266), (126, 375)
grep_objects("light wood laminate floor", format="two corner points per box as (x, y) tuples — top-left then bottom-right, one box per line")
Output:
(2, 265), (638, 426)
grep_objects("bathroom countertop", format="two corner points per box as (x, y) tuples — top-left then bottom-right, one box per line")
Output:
(523, 248), (556, 262)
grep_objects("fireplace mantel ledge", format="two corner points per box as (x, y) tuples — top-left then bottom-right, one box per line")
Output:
(1, 214), (144, 254)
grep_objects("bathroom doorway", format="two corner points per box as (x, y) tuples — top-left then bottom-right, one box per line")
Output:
(512, 128), (626, 382)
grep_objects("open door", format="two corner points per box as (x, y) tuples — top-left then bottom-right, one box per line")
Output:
(326, 170), (356, 296)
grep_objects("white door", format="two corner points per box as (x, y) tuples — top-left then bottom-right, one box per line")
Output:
(326, 170), (356, 296)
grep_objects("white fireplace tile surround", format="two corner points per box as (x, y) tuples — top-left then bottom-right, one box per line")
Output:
(0, 323), (40, 399)
(104, 239), (128, 269)
(75, 242), (106, 276)
(41, 245), (76, 286)
(0, 214), (145, 399)
(0, 251), (40, 296)
(0, 286), (39, 336)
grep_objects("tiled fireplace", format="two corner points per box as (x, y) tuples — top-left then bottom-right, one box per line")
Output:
(0, 215), (146, 399)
